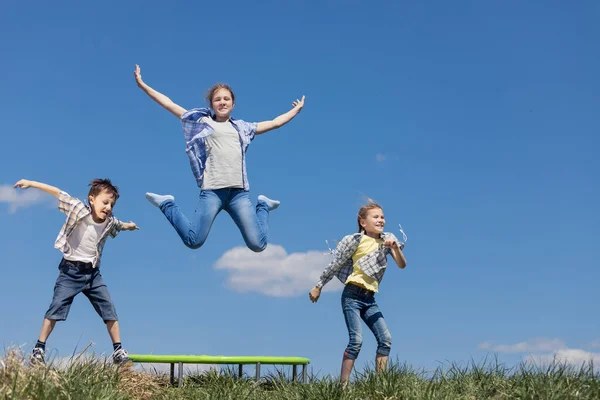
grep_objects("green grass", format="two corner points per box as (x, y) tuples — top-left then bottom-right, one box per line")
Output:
(2, 349), (599, 399)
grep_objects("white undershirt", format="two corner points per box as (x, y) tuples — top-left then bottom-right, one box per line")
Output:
(64, 215), (108, 263)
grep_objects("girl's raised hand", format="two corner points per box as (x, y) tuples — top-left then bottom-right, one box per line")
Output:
(134, 64), (144, 87)
(292, 95), (305, 111)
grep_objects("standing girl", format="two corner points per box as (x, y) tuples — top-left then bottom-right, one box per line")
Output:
(134, 65), (304, 252)
(309, 202), (407, 385)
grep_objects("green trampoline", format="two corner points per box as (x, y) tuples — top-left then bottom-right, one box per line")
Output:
(128, 354), (311, 387)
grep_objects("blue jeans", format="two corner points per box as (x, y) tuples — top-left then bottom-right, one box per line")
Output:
(160, 188), (270, 252)
(45, 258), (118, 322)
(341, 283), (392, 360)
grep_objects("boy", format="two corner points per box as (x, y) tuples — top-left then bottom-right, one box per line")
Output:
(13, 178), (139, 366)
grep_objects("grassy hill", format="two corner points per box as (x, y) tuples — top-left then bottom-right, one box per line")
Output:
(1, 349), (598, 399)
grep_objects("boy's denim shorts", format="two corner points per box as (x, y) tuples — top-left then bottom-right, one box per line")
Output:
(44, 258), (118, 322)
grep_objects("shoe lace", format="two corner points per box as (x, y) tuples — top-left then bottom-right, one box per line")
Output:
(113, 348), (128, 359)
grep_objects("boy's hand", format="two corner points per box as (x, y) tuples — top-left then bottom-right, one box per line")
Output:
(292, 95), (305, 112)
(309, 286), (321, 303)
(14, 179), (32, 189)
(123, 221), (140, 231)
(134, 64), (144, 87)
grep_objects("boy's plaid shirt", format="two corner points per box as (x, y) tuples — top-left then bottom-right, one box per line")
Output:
(316, 232), (402, 289)
(54, 191), (122, 268)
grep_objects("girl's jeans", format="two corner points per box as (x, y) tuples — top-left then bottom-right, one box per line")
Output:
(160, 188), (269, 252)
(341, 283), (392, 360)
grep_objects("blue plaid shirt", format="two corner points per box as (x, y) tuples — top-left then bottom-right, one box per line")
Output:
(181, 108), (258, 190)
(316, 232), (402, 289)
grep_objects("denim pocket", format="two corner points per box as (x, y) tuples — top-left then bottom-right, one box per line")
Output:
(59, 261), (83, 279)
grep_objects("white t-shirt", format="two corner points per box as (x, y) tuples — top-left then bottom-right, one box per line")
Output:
(201, 117), (244, 190)
(64, 215), (108, 263)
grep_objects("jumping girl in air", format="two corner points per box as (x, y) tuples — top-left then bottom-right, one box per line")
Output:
(309, 201), (407, 386)
(134, 65), (304, 252)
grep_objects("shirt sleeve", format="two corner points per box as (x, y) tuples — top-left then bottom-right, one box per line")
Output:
(234, 119), (258, 142)
(107, 217), (123, 239)
(181, 108), (212, 142)
(58, 191), (83, 215)
(316, 235), (353, 289)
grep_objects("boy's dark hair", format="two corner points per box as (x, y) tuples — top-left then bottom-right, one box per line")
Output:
(88, 178), (119, 201)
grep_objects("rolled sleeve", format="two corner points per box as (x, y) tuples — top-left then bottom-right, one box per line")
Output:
(233, 119), (258, 142)
(58, 191), (83, 215)
(316, 235), (354, 289)
(108, 217), (123, 238)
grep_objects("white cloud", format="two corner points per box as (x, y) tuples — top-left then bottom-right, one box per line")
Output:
(480, 337), (600, 367)
(526, 349), (600, 367)
(375, 153), (386, 162)
(214, 244), (343, 297)
(479, 338), (566, 353)
(0, 185), (53, 213)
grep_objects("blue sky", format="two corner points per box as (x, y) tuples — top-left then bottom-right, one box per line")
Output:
(1, 0), (599, 376)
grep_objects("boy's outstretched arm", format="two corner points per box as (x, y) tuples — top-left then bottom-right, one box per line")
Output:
(134, 64), (187, 119)
(256, 95), (305, 135)
(14, 179), (61, 198)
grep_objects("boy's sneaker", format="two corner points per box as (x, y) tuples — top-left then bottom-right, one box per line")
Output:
(30, 347), (45, 366)
(112, 348), (132, 367)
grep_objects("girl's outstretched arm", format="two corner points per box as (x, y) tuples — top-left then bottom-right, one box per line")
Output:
(308, 235), (355, 303)
(134, 65), (187, 118)
(256, 95), (305, 135)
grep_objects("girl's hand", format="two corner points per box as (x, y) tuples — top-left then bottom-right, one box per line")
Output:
(309, 286), (321, 303)
(14, 179), (32, 189)
(292, 95), (305, 112)
(134, 64), (144, 87)
(383, 239), (396, 248)
(384, 239), (404, 250)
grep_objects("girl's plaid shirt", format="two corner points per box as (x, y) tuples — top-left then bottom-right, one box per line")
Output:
(315, 232), (402, 289)
(180, 108), (258, 191)
(53, 191), (123, 268)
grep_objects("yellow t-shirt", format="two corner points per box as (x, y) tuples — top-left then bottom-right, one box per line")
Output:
(345, 234), (383, 292)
